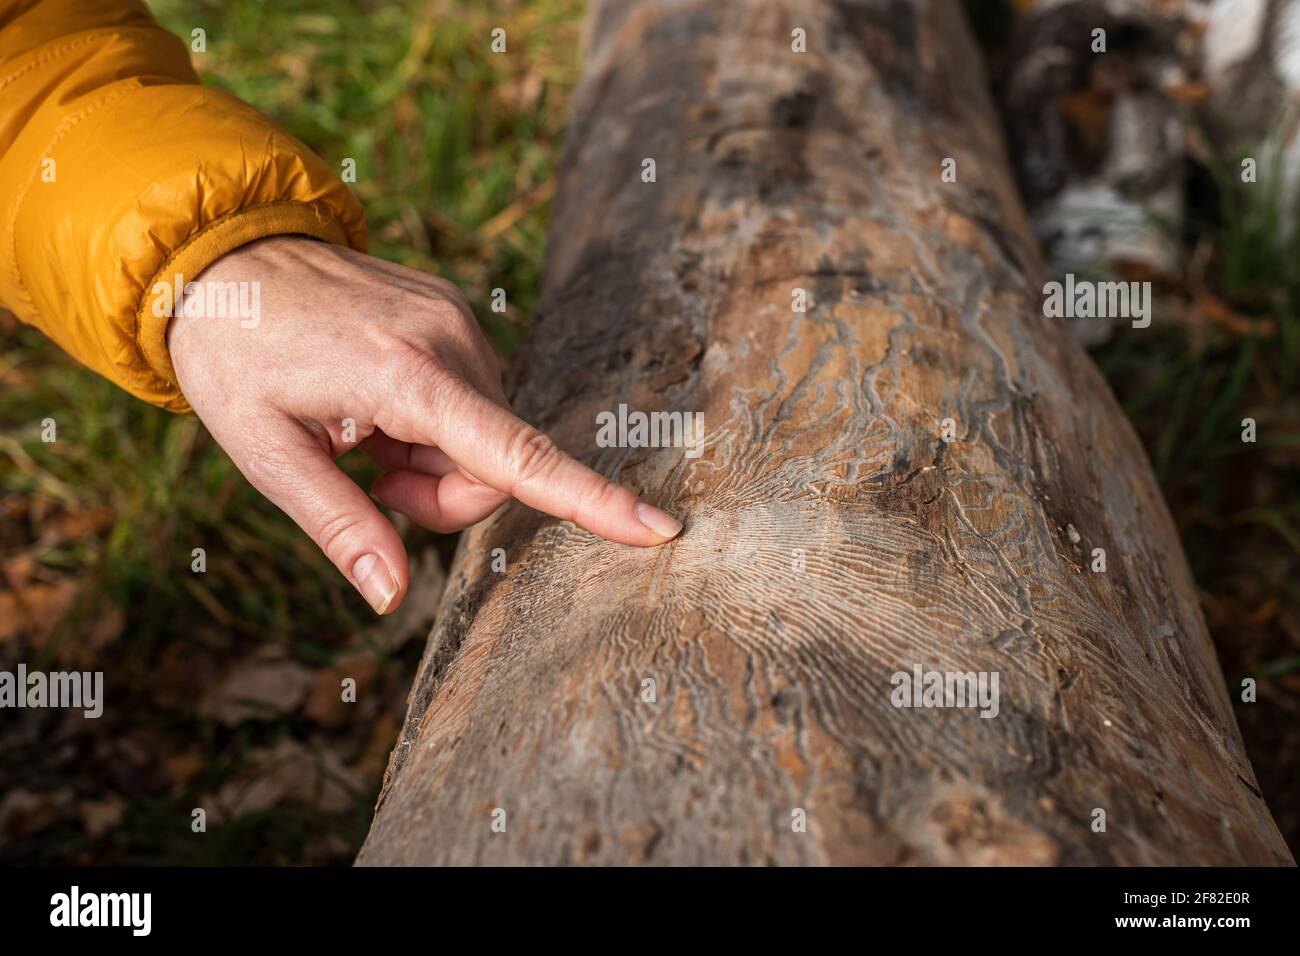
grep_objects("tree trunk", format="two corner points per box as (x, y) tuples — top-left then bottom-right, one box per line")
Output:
(357, 0), (1292, 866)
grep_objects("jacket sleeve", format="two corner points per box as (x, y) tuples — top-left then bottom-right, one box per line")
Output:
(0, 0), (367, 412)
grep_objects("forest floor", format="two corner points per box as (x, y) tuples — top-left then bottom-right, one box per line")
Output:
(1, 0), (1296, 863)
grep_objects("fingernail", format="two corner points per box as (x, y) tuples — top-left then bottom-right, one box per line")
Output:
(636, 502), (683, 540)
(352, 553), (397, 614)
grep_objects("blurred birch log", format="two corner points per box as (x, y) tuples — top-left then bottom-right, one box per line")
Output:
(358, 0), (1292, 866)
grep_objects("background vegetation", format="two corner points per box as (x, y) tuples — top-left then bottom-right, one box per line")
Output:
(1, 0), (1295, 863)
(0, 0), (583, 865)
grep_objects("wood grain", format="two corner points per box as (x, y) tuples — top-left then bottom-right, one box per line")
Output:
(358, 0), (1292, 865)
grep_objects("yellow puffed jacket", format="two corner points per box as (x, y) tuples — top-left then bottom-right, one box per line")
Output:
(0, 0), (366, 412)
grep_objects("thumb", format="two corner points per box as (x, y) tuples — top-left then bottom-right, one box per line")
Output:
(234, 420), (409, 614)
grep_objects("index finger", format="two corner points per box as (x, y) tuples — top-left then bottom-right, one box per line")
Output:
(401, 378), (683, 546)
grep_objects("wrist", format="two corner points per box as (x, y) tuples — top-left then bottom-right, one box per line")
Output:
(167, 236), (305, 380)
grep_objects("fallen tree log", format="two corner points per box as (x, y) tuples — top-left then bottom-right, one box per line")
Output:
(358, 0), (1292, 865)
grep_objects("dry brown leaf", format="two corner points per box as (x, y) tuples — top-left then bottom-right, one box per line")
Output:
(198, 647), (314, 725)
(1163, 80), (1210, 105)
(0, 592), (19, 642)
(1247, 597), (1280, 626)
(1, 578), (79, 646)
(1058, 88), (1112, 155)
(36, 505), (114, 548)
(3, 552), (35, 588)
(79, 795), (126, 838)
(209, 738), (366, 819)
(303, 669), (350, 728)
(304, 651), (381, 728)
(0, 787), (75, 839)
(164, 748), (207, 789)
(85, 605), (124, 650)
(1197, 293), (1276, 338)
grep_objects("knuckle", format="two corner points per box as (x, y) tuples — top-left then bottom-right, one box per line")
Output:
(369, 340), (468, 440)
(506, 427), (563, 493)
(412, 288), (473, 340)
(430, 282), (473, 319)
(312, 509), (366, 562)
(238, 440), (297, 494)
(383, 343), (451, 400)
(573, 474), (621, 518)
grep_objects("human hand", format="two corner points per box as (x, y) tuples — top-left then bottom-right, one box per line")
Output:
(167, 236), (682, 614)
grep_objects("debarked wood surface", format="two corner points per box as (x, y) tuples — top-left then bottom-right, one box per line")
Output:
(358, 0), (1293, 865)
